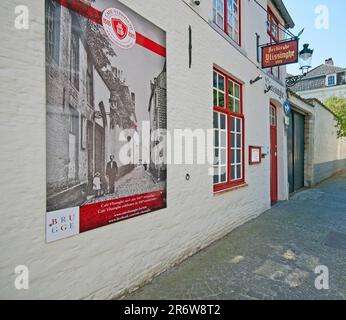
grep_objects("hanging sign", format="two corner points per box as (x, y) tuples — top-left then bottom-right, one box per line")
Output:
(262, 39), (299, 69)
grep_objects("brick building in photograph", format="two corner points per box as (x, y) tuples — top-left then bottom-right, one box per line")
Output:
(148, 63), (167, 182)
(46, 2), (138, 211)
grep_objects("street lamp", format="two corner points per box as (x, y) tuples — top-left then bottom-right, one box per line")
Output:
(299, 44), (314, 75)
(286, 43), (314, 88)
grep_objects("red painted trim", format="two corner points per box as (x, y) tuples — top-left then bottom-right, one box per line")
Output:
(241, 112), (245, 181)
(214, 179), (246, 193)
(267, 7), (281, 79)
(213, 67), (245, 193)
(214, 67), (243, 87)
(238, 0), (242, 48)
(215, 0), (241, 47)
(249, 146), (262, 165)
(224, 0), (228, 36)
(269, 103), (278, 203)
(54, 0), (166, 57)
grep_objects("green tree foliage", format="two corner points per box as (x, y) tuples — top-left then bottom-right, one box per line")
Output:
(324, 97), (346, 138)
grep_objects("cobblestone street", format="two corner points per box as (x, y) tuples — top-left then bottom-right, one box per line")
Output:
(84, 166), (165, 205)
(126, 170), (346, 300)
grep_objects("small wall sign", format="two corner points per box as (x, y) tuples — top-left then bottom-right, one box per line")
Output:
(249, 146), (262, 165)
(283, 100), (292, 115)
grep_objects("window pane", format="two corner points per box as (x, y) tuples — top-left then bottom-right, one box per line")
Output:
(272, 22), (278, 39)
(214, 167), (219, 184)
(221, 149), (226, 165)
(220, 114), (226, 129)
(236, 165), (242, 179)
(217, 14), (224, 28)
(213, 112), (218, 128)
(231, 117), (236, 132)
(213, 71), (218, 88)
(231, 149), (235, 164)
(236, 133), (241, 148)
(219, 92), (225, 107)
(214, 130), (219, 146)
(231, 165), (235, 180)
(233, 31), (239, 44)
(231, 132), (235, 146)
(214, 149), (219, 165)
(229, 97), (234, 112)
(218, 74), (225, 91)
(220, 166), (227, 182)
(234, 99), (240, 113)
(228, 80), (234, 95)
(236, 149), (241, 163)
(236, 118), (241, 132)
(220, 131), (226, 147)
(235, 84), (240, 98)
(213, 89), (218, 106)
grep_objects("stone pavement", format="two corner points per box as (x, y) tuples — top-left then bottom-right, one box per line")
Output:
(126, 170), (346, 300)
(84, 166), (165, 205)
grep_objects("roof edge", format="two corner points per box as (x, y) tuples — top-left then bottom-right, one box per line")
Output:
(288, 89), (340, 119)
(305, 98), (339, 118)
(272, 0), (295, 29)
(287, 89), (315, 108)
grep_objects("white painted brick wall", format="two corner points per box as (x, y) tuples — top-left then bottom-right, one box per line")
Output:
(0, 0), (288, 299)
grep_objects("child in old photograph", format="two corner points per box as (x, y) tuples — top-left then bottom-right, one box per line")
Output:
(92, 172), (102, 198)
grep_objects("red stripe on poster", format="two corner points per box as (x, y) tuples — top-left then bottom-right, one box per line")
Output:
(136, 32), (166, 57)
(56, 0), (103, 25)
(79, 191), (166, 233)
(54, 0), (166, 57)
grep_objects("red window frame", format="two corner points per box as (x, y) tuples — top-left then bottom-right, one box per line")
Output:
(213, 68), (245, 193)
(213, 0), (242, 46)
(267, 8), (280, 80)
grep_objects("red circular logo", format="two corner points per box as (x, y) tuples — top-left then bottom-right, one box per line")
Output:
(102, 8), (136, 49)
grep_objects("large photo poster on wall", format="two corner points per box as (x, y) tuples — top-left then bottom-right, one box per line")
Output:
(46, 0), (167, 242)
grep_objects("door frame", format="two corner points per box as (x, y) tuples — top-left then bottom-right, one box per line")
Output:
(270, 103), (278, 204)
(287, 109), (306, 193)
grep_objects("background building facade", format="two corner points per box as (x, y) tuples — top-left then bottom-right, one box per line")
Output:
(290, 58), (346, 101)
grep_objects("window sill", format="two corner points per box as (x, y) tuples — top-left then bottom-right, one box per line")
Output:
(213, 182), (248, 196)
(209, 21), (245, 56)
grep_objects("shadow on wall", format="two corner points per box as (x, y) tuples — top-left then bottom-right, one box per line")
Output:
(314, 159), (346, 184)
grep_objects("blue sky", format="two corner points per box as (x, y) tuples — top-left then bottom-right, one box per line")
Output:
(284, 0), (346, 74)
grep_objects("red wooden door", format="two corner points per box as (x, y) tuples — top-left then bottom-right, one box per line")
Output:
(270, 104), (278, 203)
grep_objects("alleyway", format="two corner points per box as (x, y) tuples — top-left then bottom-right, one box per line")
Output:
(126, 170), (346, 300)
(84, 166), (165, 205)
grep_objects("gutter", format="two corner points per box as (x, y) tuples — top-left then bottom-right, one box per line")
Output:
(272, 0), (295, 29)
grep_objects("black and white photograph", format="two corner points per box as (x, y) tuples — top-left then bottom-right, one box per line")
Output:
(46, 0), (167, 218)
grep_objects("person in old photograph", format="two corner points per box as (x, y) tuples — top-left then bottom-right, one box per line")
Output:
(106, 155), (118, 194)
(92, 172), (102, 197)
